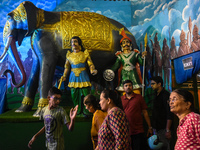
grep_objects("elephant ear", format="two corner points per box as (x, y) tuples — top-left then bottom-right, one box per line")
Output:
(5, 2), (36, 46)
(3, 21), (10, 45)
(23, 1), (38, 36)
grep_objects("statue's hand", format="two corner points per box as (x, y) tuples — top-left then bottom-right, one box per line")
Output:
(58, 76), (66, 89)
(142, 51), (147, 58)
(60, 76), (66, 81)
(91, 69), (98, 75)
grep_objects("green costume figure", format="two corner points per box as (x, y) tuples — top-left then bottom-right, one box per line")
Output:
(111, 29), (146, 93)
(62, 36), (97, 115)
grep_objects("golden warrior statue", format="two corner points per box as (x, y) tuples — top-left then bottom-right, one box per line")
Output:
(61, 36), (97, 115)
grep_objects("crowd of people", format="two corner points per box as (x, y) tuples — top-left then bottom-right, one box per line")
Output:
(28, 79), (200, 150)
(27, 35), (200, 150)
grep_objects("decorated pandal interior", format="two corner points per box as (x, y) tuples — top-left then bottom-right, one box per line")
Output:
(0, 1), (200, 150)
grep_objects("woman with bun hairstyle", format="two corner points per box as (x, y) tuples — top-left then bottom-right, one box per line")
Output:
(84, 94), (107, 149)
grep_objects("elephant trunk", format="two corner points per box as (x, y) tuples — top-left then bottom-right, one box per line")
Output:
(3, 38), (26, 87)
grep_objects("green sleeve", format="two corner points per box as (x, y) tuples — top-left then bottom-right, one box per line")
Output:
(111, 57), (121, 72)
(136, 53), (144, 65)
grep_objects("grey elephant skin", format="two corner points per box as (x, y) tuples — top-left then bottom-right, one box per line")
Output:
(1, 1), (138, 115)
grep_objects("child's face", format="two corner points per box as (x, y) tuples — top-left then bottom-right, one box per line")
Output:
(49, 94), (62, 109)
(84, 104), (95, 113)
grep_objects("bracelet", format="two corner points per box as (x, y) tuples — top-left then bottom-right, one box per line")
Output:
(166, 129), (170, 132)
(149, 127), (153, 129)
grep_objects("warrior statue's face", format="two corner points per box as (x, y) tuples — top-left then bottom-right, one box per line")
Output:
(121, 38), (132, 51)
(71, 39), (81, 52)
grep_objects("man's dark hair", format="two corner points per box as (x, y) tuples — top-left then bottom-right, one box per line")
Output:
(123, 80), (133, 86)
(151, 76), (163, 86)
(48, 87), (62, 97)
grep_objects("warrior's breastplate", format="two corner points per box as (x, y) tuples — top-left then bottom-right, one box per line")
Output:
(120, 52), (135, 71)
(68, 51), (87, 76)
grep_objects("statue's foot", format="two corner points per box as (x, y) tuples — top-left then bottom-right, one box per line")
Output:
(15, 104), (32, 113)
(33, 108), (42, 117)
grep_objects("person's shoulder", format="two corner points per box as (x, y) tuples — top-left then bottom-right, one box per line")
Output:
(161, 88), (170, 96)
(162, 88), (169, 93)
(57, 106), (65, 111)
(134, 92), (142, 97)
(66, 50), (71, 58)
(133, 93), (144, 100)
(109, 107), (127, 121)
(121, 94), (126, 99)
(42, 105), (48, 111)
(52, 106), (65, 112)
(94, 110), (107, 117)
(95, 109), (106, 114)
(184, 112), (200, 126)
(189, 112), (200, 119)
(40, 106), (48, 118)
(110, 107), (124, 115)
(84, 49), (89, 56)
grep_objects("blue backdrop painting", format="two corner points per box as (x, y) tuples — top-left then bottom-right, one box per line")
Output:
(0, 0), (200, 109)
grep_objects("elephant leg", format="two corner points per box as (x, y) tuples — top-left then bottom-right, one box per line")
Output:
(15, 58), (40, 112)
(33, 38), (59, 117)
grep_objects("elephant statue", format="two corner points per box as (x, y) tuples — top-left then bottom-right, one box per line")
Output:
(1, 1), (138, 116)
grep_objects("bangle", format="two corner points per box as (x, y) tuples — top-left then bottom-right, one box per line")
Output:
(149, 127), (153, 129)
(166, 129), (170, 132)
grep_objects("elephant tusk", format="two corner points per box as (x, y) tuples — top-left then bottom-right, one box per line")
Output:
(5, 36), (12, 50)
(0, 37), (12, 60)
(0, 48), (8, 60)
(8, 37), (26, 88)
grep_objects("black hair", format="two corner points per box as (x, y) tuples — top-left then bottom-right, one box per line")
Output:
(48, 87), (62, 97)
(83, 94), (101, 110)
(71, 36), (85, 52)
(173, 89), (194, 111)
(151, 76), (163, 86)
(123, 80), (133, 86)
(101, 89), (123, 110)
